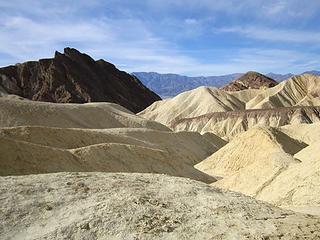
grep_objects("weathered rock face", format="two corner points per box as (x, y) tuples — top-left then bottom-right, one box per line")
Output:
(0, 48), (160, 113)
(222, 71), (278, 91)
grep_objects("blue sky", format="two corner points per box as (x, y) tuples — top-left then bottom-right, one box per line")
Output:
(0, 0), (319, 75)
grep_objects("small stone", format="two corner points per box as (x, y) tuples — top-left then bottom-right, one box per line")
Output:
(45, 205), (53, 211)
(80, 223), (90, 230)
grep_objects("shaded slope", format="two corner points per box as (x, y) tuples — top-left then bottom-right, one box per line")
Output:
(0, 123), (224, 182)
(0, 98), (169, 131)
(0, 48), (160, 113)
(0, 136), (214, 182)
(0, 97), (227, 182)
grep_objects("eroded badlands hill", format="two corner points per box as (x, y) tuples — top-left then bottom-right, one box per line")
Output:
(139, 74), (320, 138)
(1, 172), (320, 240)
(173, 106), (320, 139)
(0, 48), (160, 113)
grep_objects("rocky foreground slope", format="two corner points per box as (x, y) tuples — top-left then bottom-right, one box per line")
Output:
(1, 172), (320, 240)
(0, 48), (160, 113)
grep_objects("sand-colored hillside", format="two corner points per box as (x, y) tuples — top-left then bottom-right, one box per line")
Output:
(0, 98), (169, 131)
(0, 97), (230, 182)
(139, 74), (320, 138)
(1, 172), (320, 240)
(173, 106), (320, 140)
(280, 122), (320, 144)
(196, 124), (320, 215)
(195, 127), (305, 178)
(139, 86), (245, 126)
(255, 140), (320, 215)
(245, 74), (320, 109)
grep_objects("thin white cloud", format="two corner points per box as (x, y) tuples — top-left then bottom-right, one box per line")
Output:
(0, 0), (319, 75)
(184, 18), (198, 25)
(0, 15), (319, 76)
(145, 0), (320, 21)
(216, 26), (320, 44)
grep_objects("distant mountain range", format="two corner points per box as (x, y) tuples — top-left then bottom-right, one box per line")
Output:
(132, 72), (242, 98)
(133, 71), (320, 97)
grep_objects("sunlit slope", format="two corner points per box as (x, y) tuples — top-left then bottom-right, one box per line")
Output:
(195, 124), (320, 215)
(139, 74), (320, 139)
(139, 86), (245, 126)
(173, 106), (320, 139)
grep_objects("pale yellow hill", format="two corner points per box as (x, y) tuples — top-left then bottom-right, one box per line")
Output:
(195, 127), (305, 178)
(1, 172), (320, 239)
(280, 122), (320, 144)
(138, 86), (245, 126)
(295, 94), (320, 106)
(196, 124), (320, 215)
(255, 140), (320, 215)
(139, 74), (320, 139)
(0, 98), (169, 131)
(246, 74), (320, 109)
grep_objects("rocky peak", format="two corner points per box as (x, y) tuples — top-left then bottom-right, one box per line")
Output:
(0, 48), (160, 113)
(222, 71), (278, 91)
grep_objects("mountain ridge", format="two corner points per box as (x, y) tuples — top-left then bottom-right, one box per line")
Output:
(133, 71), (320, 97)
(0, 48), (160, 113)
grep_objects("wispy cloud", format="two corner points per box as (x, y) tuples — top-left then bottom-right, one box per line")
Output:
(0, 0), (319, 75)
(215, 26), (320, 44)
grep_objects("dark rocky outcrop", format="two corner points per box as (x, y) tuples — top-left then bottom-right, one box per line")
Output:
(222, 71), (278, 91)
(0, 48), (160, 113)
